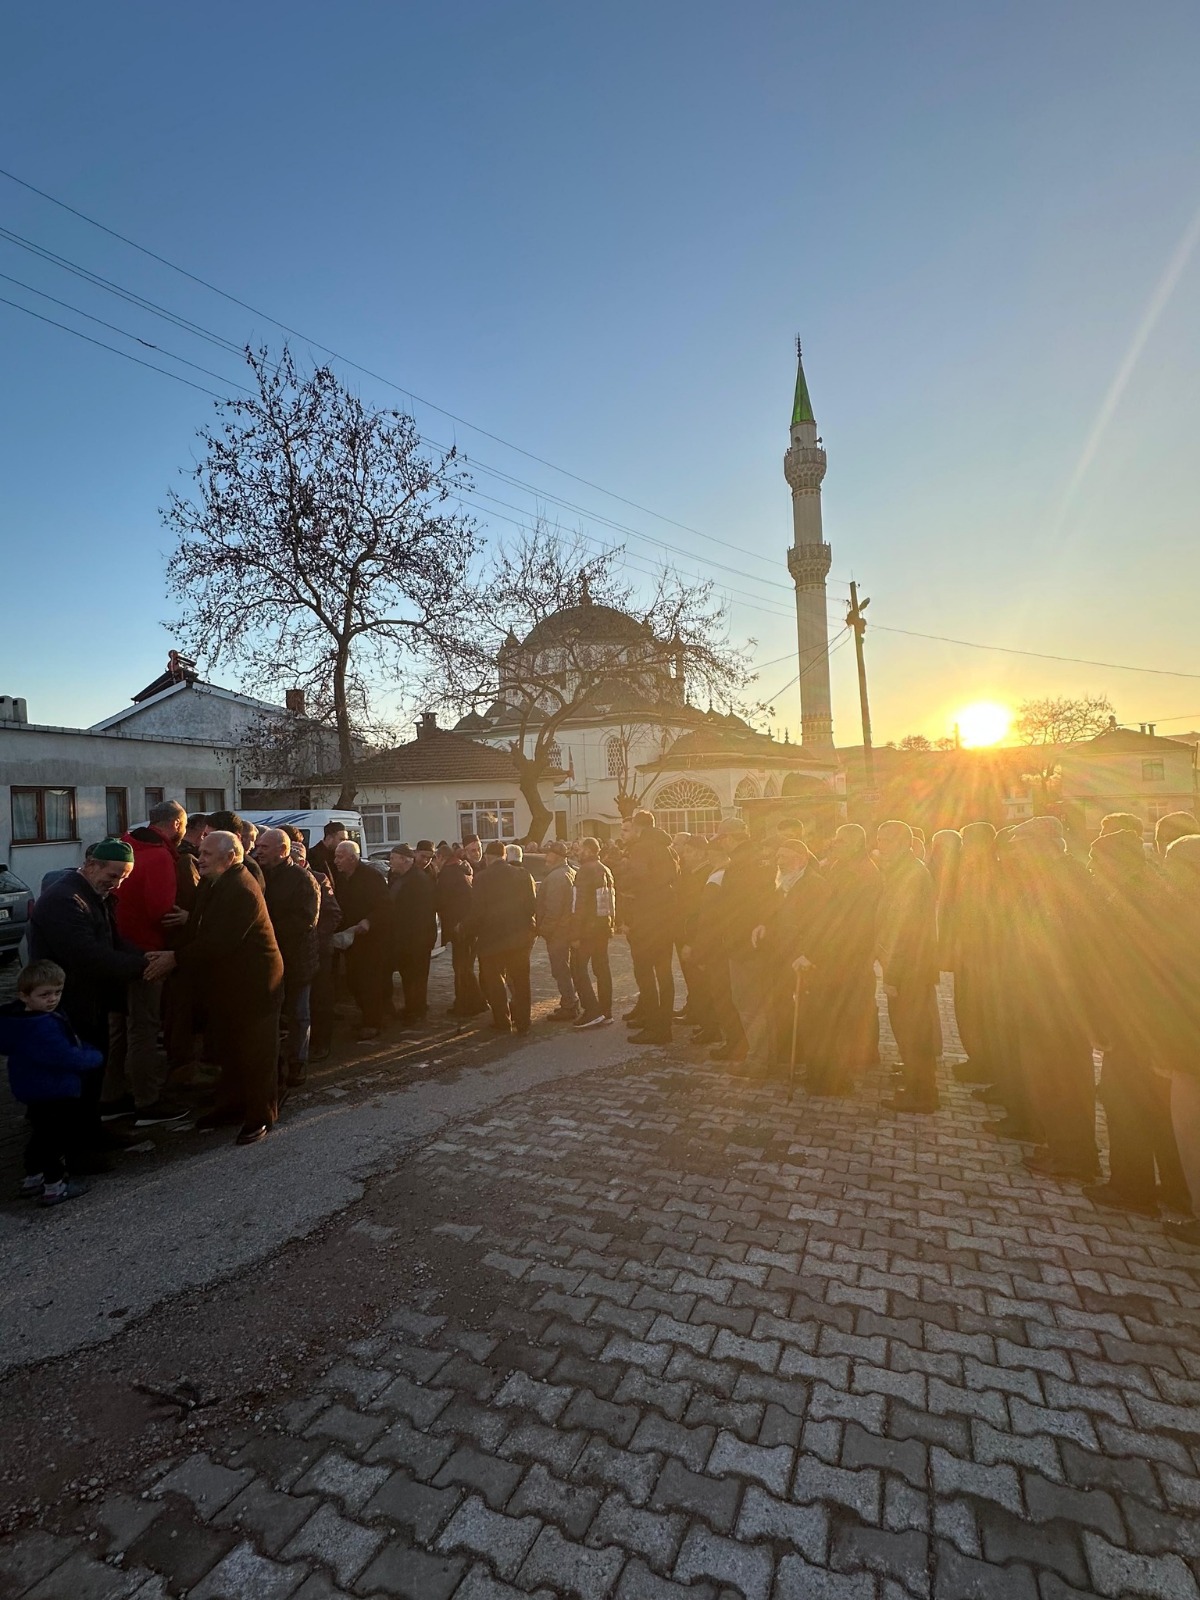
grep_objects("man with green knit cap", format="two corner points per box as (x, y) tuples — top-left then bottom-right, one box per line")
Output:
(29, 839), (151, 1168)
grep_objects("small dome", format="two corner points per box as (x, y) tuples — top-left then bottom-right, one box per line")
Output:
(521, 602), (651, 651)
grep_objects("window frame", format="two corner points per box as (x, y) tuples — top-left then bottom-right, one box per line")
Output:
(457, 798), (517, 842)
(1142, 759), (1165, 783)
(184, 787), (225, 814)
(359, 802), (405, 848)
(144, 787), (165, 815)
(11, 785), (78, 845)
(105, 787), (128, 838)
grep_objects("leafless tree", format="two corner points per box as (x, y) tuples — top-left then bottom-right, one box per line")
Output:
(437, 523), (752, 840)
(163, 346), (477, 807)
(1015, 695), (1115, 746)
(899, 733), (933, 751)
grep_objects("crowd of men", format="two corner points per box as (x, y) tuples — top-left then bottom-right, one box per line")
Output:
(5, 798), (1200, 1247)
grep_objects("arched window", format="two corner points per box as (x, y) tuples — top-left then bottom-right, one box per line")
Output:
(605, 736), (625, 778)
(547, 742), (563, 769)
(763, 775), (780, 798)
(652, 779), (722, 838)
(734, 776), (760, 803)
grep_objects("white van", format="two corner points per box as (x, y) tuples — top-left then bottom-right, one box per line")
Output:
(239, 808), (364, 851)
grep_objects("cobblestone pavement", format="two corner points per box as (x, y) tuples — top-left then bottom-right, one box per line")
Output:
(5, 990), (1200, 1598)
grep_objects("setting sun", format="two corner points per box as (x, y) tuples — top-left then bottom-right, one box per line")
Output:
(954, 701), (1012, 748)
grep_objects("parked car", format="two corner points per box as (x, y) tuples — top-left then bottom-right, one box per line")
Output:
(0, 863), (34, 965)
(239, 808), (364, 850)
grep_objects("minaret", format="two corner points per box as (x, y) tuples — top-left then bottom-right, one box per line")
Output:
(784, 340), (834, 749)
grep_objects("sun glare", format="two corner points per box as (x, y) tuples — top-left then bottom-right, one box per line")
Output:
(954, 701), (1012, 748)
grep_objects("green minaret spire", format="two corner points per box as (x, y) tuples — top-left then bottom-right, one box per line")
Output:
(791, 336), (815, 426)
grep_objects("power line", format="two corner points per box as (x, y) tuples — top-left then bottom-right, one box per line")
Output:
(0, 220), (810, 606)
(0, 164), (809, 577)
(0, 294), (225, 397)
(0, 271), (255, 393)
(761, 628), (851, 704)
(870, 623), (1200, 682)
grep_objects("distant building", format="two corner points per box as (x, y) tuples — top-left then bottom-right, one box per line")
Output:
(311, 713), (562, 853)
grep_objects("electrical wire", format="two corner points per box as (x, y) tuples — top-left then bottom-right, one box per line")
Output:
(870, 623), (1200, 681)
(0, 164), (819, 578)
(0, 293), (226, 397)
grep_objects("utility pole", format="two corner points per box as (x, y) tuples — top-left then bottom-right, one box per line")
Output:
(846, 581), (875, 794)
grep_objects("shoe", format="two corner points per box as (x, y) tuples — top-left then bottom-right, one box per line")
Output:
(1083, 1182), (1159, 1218)
(356, 1027), (381, 1041)
(630, 1028), (672, 1046)
(692, 1028), (721, 1044)
(1164, 1218), (1200, 1246)
(514, 1024), (531, 1036)
(984, 1115), (1035, 1142)
(236, 1124), (268, 1146)
(709, 1043), (747, 1063)
(309, 1047), (331, 1064)
(489, 1019), (513, 1033)
(885, 1090), (940, 1114)
(972, 1084), (1006, 1104)
(99, 1095), (136, 1121)
(286, 1070), (307, 1088)
(20, 1173), (45, 1199)
(39, 1179), (90, 1207)
(573, 1011), (602, 1028)
(1024, 1150), (1100, 1181)
(673, 1007), (690, 1021)
(623, 1008), (649, 1024)
(952, 1059), (994, 1084)
(133, 1102), (191, 1128)
(551, 1007), (580, 1022)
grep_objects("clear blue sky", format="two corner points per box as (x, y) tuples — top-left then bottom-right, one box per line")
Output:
(2, 1), (1199, 744)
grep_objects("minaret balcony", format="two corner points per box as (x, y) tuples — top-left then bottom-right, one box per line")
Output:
(784, 444), (827, 492)
(787, 543), (832, 585)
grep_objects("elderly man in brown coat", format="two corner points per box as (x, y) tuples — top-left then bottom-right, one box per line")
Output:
(149, 830), (284, 1145)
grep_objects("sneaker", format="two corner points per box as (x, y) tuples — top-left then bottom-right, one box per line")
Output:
(574, 1012), (606, 1030)
(99, 1095), (137, 1121)
(133, 1102), (191, 1127)
(20, 1173), (45, 1199)
(39, 1179), (90, 1207)
(551, 1006), (580, 1022)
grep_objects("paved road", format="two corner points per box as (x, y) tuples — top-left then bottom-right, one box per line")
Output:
(3, 974), (1200, 1599)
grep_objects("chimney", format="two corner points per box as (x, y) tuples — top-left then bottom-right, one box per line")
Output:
(1139, 723), (1147, 735)
(417, 711), (437, 740)
(1148, 723), (1156, 736)
(0, 696), (28, 724)
(285, 688), (306, 715)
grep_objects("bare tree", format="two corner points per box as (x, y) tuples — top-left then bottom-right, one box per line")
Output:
(163, 346), (477, 807)
(607, 720), (673, 821)
(438, 523), (751, 841)
(899, 733), (932, 751)
(1015, 695), (1115, 746)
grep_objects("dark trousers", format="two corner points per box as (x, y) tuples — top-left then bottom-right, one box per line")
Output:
(396, 947), (432, 1018)
(1100, 1046), (1190, 1210)
(827, 967), (878, 1072)
(480, 940), (532, 1030)
(450, 935), (485, 1013)
(571, 936), (613, 1019)
(545, 938), (575, 1008)
(348, 940), (392, 1029)
(888, 982), (938, 1100)
(1018, 1015), (1097, 1171)
(310, 950), (334, 1052)
(210, 1005), (282, 1129)
(24, 1098), (81, 1183)
(630, 930), (675, 1026)
(706, 956), (744, 1047)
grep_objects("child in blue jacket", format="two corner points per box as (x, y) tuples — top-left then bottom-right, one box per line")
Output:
(0, 958), (102, 1206)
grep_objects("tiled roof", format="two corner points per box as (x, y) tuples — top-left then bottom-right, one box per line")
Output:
(347, 727), (524, 785)
(640, 715), (839, 772)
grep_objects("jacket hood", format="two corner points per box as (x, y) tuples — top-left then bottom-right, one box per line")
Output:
(125, 827), (170, 852)
(0, 1000), (36, 1050)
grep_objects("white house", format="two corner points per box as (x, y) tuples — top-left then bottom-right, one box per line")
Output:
(312, 713), (559, 851)
(0, 654), (305, 887)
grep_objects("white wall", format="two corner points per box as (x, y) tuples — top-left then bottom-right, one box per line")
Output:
(1, 724), (241, 888)
(312, 781), (539, 848)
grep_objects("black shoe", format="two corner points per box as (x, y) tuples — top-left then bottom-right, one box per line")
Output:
(309, 1048), (330, 1064)
(985, 1115), (1035, 1141)
(194, 1108), (241, 1131)
(1164, 1218), (1200, 1245)
(489, 1019), (514, 1033)
(286, 1070), (306, 1088)
(885, 1089), (940, 1114)
(630, 1028), (672, 1046)
(356, 1026), (381, 1041)
(1083, 1182), (1159, 1218)
(624, 1008), (649, 1024)
(236, 1124), (268, 1146)
(133, 1102), (191, 1128)
(551, 1006), (580, 1022)
(99, 1095), (136, 1122)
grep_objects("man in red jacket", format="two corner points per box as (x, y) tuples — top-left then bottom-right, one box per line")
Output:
(106, 799), (190, 1126)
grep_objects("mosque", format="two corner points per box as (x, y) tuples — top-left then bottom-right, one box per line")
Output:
(457, 345), (845, 839)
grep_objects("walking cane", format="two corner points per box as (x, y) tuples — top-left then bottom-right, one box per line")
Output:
(788, 977), (802, 1102)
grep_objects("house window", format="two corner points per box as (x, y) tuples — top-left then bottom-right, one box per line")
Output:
(651, 779), (723, 838)
(360, 802), (404, 848)
(457, 799), (516, 841)
(105, 788), (128, 837)
(605, 736), (624, 777)
(144, 787), (165, 815)
(11, 787), (77, 844)
(185, 788), (225, 813)
(1142, 759), (1165, 783)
